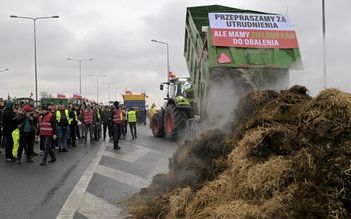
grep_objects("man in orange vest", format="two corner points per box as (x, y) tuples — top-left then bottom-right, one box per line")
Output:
(36, 105), (57, 166)
(81, 103), (95, 144)
(111, 101), (122, 150)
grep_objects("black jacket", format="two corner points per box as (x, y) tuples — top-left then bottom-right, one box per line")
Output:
(2, 108), (18, 136)
(17, 112), (38, 134)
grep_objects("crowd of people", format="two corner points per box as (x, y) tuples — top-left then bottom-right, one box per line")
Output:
(0, 98), (139, 166)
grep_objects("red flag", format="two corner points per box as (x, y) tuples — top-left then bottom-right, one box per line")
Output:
(169, 65), (176, 78)
(73, 92), (82, 99)
(57, 92), (66, 98)
(30, 92), (33, 97)
(125, 90), (132, 95)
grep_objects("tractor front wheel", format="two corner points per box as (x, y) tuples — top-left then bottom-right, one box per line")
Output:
(151, 112), (164, 137)
(164, 104), (187, 141)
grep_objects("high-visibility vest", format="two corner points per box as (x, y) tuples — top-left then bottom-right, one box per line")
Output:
(121, 109), (127, 121)
(73, 110), (78, 121)
(113, 108), (122, 124)
(128, 110), (137, 123)
(84, 110), (94, 125)
(39, 113), (54, 136)
(56, 109), (71, 125)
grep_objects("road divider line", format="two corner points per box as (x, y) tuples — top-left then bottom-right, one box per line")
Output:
(95, 165), (151, 188)
(56, 141), (107, 219)
(77, 191), (120, 218)
(103, 147), (150, 162)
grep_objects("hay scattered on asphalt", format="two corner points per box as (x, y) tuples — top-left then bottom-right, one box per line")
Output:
(122, 85), (351, 218)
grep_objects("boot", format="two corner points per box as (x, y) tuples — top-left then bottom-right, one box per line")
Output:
(48, 158), (56, 163)
(40, 160), (46, 166)
(27, 157), (33, 163)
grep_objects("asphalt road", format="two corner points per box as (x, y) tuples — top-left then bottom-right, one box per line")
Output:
(0, 124), (177, 219)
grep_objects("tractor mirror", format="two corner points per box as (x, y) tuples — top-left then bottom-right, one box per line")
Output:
(160, 84), (164, 90)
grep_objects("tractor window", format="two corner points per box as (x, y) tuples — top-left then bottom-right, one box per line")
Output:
(174, 83), (179, 97)
(181, 81), (193, 98)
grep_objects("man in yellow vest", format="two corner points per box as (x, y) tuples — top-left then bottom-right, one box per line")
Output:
(69, 103), (80, 147)
(128, 107), (137, 139)
(55, 103), (72, 152)
(93, 104), (102, 141)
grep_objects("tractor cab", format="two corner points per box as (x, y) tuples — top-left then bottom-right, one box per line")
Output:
(160, 77), (193, 100)
(169, 77), (192, 98)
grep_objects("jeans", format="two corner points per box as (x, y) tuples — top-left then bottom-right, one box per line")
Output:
(84, 124), (93, 142)
(41, 135), (55, 162)
(57, 126), (69, 149)
(18, 132), (34, 158)
(103, 122), (113, 139)
(113, 124), (122, 148)
(94, 121), (101, 140)
(69, 124), (77, 146)
(129, 122), (137, 138)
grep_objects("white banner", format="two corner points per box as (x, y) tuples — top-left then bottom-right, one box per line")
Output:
(209, 12), (294, 31)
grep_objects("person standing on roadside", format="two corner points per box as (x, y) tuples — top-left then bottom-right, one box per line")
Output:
(69, 103), (80, 147)
(55, 103), (71, 152)
(0, 105), (3, 154)
(111, 101), (122, 150)
(81, 103), (95, 144)
(120, 106), (127, 139)
(127, 107), (137, 139)
(78, 104), (85, 142)
(101, 105), (112, 140)
(93, 104), (102, 141)
(16, 105), (37, 163)
(37, 105), (57, 166)
(2, 101), (18, 162)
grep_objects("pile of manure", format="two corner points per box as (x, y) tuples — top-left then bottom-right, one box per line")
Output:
(122, 85), (351, 219)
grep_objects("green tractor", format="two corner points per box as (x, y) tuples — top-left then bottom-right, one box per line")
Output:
(151, 5), (303, 142)
(151, 77), (197, 141)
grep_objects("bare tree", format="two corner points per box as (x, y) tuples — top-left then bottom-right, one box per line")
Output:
(40, 91), (53, 98)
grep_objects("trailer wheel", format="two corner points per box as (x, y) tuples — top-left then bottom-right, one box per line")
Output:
(164, 104), (187, 141)
(151, 112), (165, 137)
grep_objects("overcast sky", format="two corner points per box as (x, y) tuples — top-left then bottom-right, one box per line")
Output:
(1, 0), (349, 107)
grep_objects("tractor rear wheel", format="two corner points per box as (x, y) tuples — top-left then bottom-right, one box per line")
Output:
(164, 104), (187, 141)
(151, 112), (165, 137)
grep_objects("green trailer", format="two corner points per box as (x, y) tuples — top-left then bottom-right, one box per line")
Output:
(41, 98), (68, 107)
(151, 4), (303, 141)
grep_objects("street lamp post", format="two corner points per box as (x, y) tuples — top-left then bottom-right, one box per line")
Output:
(0, 68), (9, 72)
(322, 0), (327, 87)
(10, 15), (59, 106)
(67, 58), (93, 94)
(89, 74), (106, 104)
(151, 39), (169, 83)
(103, 82), (116, 105)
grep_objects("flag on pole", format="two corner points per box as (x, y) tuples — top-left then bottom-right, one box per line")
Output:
(30, 92), (33, 97)
(73, 92), (83, 99)
(169, 65), (176, 78)
(125, 90), (132, 95)
(57, 92), (66, 98)
(141, 90), (149, 98)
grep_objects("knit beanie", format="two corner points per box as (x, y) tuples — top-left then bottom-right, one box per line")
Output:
(5, 101), (14, 109)
(23, 105), (32, 112)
